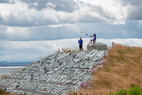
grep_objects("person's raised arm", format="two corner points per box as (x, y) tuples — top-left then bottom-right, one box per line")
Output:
(78, 40), (79, 43)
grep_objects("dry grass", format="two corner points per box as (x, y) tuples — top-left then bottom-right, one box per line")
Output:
(71, 44), (142, 95)
(0, 74), (10, 79)
(0, 89), (19, 95)
(61, 47), (80, 53)
(62, 48), (72, 53)
(0, 89), (13, 95)
(13, 70), (21, 73)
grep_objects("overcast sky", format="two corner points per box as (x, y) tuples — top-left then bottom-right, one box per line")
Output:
(0, 0), (142, 61)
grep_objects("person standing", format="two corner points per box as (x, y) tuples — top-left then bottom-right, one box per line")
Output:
(78, 38), (83, 51)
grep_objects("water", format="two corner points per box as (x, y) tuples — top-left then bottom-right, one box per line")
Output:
(0, 61), (30, 76)
(0, 61), (30, 66)
(0, 66), (24, 76)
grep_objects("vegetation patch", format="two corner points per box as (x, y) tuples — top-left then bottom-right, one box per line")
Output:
(0, 89), (11, 95)
(106, 86), (142, 95)
(75, 44), (142, 95)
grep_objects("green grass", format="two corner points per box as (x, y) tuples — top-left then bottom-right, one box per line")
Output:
(106, 87), (142, 95)
(128, 87), (142, 95)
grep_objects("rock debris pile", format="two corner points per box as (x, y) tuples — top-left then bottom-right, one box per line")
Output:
(0, 44), (108, 95)
(87, 42), (108, 51)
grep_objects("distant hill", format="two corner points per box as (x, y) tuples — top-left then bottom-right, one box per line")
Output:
(0, 61), (31, 66)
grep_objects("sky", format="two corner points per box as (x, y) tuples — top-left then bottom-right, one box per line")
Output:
(0, 0), (142, 61)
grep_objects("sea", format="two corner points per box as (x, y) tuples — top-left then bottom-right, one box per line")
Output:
(0, 66), (24, 76)
(0, 62), (30, 76)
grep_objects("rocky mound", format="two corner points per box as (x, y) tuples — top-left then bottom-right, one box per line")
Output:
(87, 42), (108, 51)
(0, 44), (108, 95)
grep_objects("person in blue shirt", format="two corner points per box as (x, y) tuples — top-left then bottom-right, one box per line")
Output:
(90, 34), (96, 43)
(78, 38), (83, 51)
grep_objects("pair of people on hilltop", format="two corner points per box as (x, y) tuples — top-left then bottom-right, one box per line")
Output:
(78, 34), (96, 51)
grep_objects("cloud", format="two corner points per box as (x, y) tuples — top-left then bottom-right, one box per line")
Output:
(118, 0), (142, 20)
(0, 21), (142, 41)
(127, 6), (142, 20)
(0, 0), (10, 3)
(0, 0), (129, 27)
(122, 0), (142, 6)
(0, 0), (142, 61)
(0, 0), (142, 27)
(0, 38), (142, 61)
(48, 23), (73, 28)
(20, 0), (77, 12)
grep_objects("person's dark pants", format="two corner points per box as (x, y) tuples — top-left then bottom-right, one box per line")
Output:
(79, 45), (83, 51)
(93, 39), (96, 43)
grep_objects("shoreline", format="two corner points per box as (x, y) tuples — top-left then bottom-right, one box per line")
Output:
(0, 66), (25, 76)
(0, 66), (25, 68)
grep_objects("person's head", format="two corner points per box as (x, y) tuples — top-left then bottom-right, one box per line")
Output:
(80, 37), (82, 40)
(93, 34), (96, 36)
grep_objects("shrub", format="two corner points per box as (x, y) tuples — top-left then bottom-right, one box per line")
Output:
(115, 89), (127, 95)
(127, 86), (142, 95)
(106, 87), (142, 95)
(61, 47), (80, 53)
(62, 48), (72, 53)
(0, 74), (10, 79)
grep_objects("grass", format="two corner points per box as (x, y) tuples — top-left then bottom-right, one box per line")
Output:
(105, 86), (142, 95)
(0, 89), (11, 95)
(73, 44), (142, 95)
(61, 47), (80, 53)
(0, 89), (21, 95)
(0, 74), (10, 79)
(61, 48), (72, 53)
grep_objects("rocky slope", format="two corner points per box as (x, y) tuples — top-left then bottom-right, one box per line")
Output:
(0, 43), (108, 95)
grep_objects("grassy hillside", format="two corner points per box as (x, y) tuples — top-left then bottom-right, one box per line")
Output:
(76, 44), (142, 95)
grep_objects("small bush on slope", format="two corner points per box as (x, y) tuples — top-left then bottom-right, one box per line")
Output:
(61, 47), (80, 53)
(0, 74), (10, 79)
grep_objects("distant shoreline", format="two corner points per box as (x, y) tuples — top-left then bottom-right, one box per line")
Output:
(0, 66), (24, 76)
(0, 66), (25, 68)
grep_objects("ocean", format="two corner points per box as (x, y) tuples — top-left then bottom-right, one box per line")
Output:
(0, 66), (24, 76)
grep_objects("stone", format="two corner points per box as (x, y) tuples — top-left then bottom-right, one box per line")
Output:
(87, 42), (108, 51)
(0, 49), (108, 95)
(6, 88), (13, 92)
